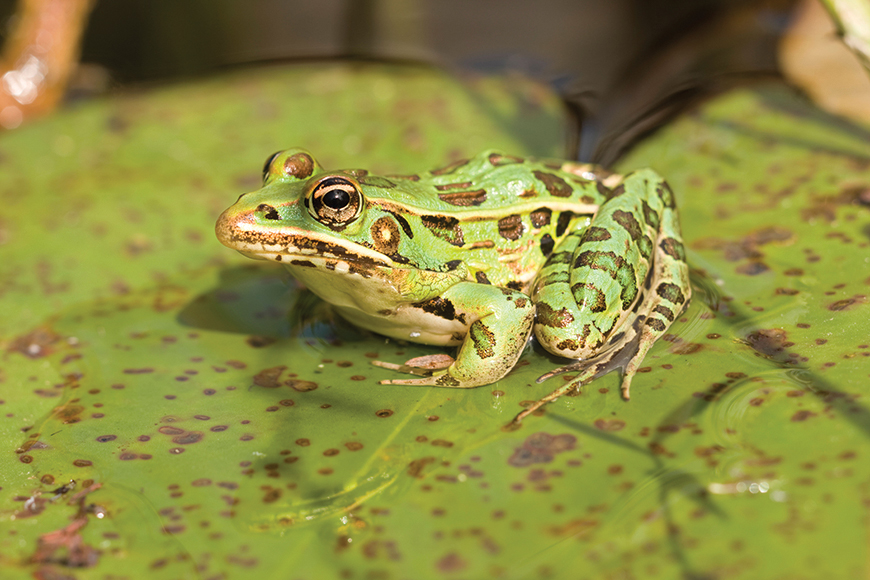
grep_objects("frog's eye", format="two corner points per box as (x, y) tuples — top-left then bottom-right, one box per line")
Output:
(307, 176), (363, 228)
(262, 151), (282, 183)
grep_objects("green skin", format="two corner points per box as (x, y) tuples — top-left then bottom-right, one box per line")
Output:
(216, 150), (691, 422)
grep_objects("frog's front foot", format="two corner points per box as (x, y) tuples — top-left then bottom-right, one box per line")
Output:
(371, 353), (454, 380)
(373, 352), (498, 388)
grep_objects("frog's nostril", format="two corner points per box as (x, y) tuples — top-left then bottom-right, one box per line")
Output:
(257, 204), (281, 220)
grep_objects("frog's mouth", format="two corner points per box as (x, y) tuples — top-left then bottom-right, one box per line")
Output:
(215, 208), (394, 272)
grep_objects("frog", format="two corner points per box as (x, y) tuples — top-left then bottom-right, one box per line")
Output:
(215, 149), (691, 425)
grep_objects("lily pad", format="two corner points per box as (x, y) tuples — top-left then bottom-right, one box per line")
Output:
(1, 62), (869, 580)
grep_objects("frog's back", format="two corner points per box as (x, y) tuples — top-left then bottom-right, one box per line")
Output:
(363, 150), (613, 213)
(347, 151), (619, 292)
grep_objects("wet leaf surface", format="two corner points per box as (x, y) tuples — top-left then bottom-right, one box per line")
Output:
(1, 63), (869, 579)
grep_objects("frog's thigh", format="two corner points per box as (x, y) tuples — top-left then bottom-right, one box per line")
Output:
(389, 282), (535, 388)
(534, 175), (658, 358)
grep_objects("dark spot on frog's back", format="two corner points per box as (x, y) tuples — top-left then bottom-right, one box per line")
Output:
(488, 153), (524, 166)
(530, 208), (551, 228)
(421, 214), (459, 230)
(256, 204), (280, 221)
(475, 271), (491, 285)
(555, 212), (574, 237)
(422, 215), (464, 246)
(438, 189), (487, 207)
(284, 152), (314, 179)
(435, 181), (473, 191)
(497, 214), (524, 241)
(540, 234), (554, 256)
(533, 170), (572, 197)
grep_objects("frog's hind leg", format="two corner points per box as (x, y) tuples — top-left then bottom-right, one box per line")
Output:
(615, 194), (691, 399)
(514, 172), (690, 426)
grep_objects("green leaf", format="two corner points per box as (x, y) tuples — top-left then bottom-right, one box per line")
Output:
(1, 64), (868, 580)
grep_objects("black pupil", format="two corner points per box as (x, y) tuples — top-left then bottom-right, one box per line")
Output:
(323, 188), (350, 209)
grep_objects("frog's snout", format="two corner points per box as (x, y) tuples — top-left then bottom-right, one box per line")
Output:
(215, 205), (252, 249)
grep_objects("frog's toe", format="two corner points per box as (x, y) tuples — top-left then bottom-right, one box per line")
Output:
(379, 370), (481, 389)
(371, 360), (433, 377)
(379, 376), (436, 386)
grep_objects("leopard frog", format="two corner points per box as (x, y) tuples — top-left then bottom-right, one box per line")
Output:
(215, 149), (691, 424)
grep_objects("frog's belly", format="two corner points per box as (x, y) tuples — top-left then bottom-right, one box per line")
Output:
(334, 304), (468, 347)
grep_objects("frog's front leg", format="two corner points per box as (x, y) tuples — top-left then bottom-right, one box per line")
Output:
(379, 282), (535, 388)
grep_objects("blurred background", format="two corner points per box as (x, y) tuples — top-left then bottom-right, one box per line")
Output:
(0, 0), (823, 163)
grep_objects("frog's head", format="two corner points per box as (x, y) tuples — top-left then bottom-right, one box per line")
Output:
(215, 148), (399, 273)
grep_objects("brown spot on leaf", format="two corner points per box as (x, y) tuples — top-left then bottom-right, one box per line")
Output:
(508, 432), (577, 467)
(736, 261), (769, 276)
(436, 552), (467, 573)
(8, 327), (62, 359)
(246, 335), (276, 348)
(408, 457), (436, 478)
(673, 343), (703, 355)
(593, 419), (625, 431)
(172, 432), (203, 445)
(253, 366), (285, 388)
(791, 410), (817, 422)
(286, 379), (317, 392)
(744, 328), (790, 358)
(828, 295), (867, 311)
